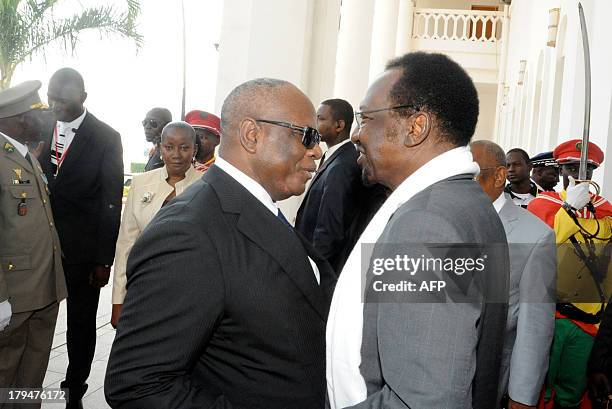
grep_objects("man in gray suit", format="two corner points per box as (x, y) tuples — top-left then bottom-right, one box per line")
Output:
(326, 52), (509, 409)
(0, 81), (66, 406)
(472, 140), (556, 409)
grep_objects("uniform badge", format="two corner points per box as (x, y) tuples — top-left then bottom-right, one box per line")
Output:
(13, 168), (22, 181)
(4, 142), (15, 153)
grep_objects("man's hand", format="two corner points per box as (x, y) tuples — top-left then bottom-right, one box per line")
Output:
(565, 175), (591, 210)
(589, 372), (612, 406)
(508, 399), (535, 409)
(111, 304), (122, 329)
(89, 265), (111, 288)
(0, 299), (12, 331)
(26, 141), (45, 159)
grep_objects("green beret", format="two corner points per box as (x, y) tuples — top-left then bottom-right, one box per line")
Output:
(0, 80), (44, 119)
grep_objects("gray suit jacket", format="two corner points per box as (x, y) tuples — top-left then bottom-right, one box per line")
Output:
(497, 195), (556, 406)
(351, 174), (510, 409)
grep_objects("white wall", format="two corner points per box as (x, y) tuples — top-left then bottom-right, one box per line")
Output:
(214, 0), (315, 111)
(495, 0), (610, 195)
(474, 83), (498, 140)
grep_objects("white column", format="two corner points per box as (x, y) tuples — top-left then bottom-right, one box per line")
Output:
(368, 0), (400, 82)
(395, 0), (415, 56)
(333, 0), (376, 110)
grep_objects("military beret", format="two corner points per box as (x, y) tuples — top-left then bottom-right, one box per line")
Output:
(185, 110), (221, 137)
(530, 151), (558, 168)
(553, 139), (604, 167)
(0, 80), (45, 119)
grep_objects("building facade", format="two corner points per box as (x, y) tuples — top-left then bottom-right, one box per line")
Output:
(215, 0), (611, 218)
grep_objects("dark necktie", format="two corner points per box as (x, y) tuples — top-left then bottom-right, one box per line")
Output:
(317, 153), (326, 171)
(277, 208), (293, 229)
(25, 152), (33, 167)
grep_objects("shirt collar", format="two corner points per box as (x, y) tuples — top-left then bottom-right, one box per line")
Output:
(57, 108), (87, 131)
(492, 191), (507, 214)
(324, 138), (352, 160)
(215, 156), (277, 215)
(1, 132), (28, 158)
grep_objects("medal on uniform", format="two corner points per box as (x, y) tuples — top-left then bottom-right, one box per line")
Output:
(13, 168), (22, 182)
(18, 192), (27, 216)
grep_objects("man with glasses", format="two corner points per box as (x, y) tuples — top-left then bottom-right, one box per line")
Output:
(326, 52), (509, 409)
(105, 78), (336, 409)
(143, 107), (172, 171)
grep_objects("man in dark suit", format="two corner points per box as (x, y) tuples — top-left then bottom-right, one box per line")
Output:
(39, 68), (124, 408)
(105, 78), (336, 409)
(295, 99), (363, 272)
(143, 107), (171, 171)
(326, 52), (509, 409)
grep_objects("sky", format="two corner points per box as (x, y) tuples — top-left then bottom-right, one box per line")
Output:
(12, 0), (224, 171)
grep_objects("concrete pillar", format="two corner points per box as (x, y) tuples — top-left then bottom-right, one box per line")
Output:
(368, 0), (400, 82)
(333, 0), (376, 110)
(395, 0), (415, 56)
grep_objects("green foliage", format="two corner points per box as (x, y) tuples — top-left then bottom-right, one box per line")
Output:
(0, 0), (142, 89)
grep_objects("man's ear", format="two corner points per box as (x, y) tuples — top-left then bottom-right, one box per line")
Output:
(81, 91), (87, 104)
(336, 119), (346, 134)
(404, 112), (430, 148)
(494, 166), (507, 189)
(239, 118), (258, 154)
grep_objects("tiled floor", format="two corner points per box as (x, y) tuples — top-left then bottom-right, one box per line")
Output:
(41, 285), (115, 409)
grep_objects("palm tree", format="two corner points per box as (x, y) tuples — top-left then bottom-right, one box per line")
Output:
(0, 0), (142, 89)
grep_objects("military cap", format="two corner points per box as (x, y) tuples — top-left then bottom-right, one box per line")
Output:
(0, 80), (45, 119)
(185, 110), (221, 137)
(553, 139), (604, 167)
(530, 151), (558, 168)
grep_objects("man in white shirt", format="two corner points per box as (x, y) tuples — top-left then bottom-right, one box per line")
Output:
(105, 78), (336, 409)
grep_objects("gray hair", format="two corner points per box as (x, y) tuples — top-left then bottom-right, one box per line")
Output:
(160, 121), (196, 144)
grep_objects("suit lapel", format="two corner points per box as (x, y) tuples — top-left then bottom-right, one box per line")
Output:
(205, 166), (328, 320)
(310, 142), (352, 187)
(54, 113), (92, 180)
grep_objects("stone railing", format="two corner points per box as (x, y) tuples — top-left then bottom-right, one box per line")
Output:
(412, 8), (505, 42)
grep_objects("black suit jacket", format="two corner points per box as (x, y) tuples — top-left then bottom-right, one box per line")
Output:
(105, 165), (337, 409)
(295, 142), (365, 272)
(40, 112), (124, 266)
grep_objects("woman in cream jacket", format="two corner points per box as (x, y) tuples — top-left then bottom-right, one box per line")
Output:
(111, 122), (202, 327)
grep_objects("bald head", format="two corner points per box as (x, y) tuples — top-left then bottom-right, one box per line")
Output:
(220, 78), (293, 140)
(217, 77), (321, 201)
(49, 67), (85, 92)
(48, 67), (86, 122)
(470, 140), (507, 202)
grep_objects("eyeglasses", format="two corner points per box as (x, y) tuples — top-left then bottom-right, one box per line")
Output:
(354, 104), (418, 129)
(255, 119), (321, 149)
(142, 118), (159, 128)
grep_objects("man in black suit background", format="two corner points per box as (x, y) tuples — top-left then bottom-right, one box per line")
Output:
(295, 99), (366, 272)
(105, 78), (336, 409)
(40, 67), (124, 408)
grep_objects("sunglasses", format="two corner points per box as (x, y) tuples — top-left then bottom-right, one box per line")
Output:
(255, 119), (321, 149)
(142, 118), (159, 128)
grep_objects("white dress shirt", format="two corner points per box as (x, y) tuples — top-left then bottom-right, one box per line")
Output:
(50, 108), (87, 169)
(322, 138), (353, 162)
(493, 190), (507, 214)
(215, 156), (320, 284)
